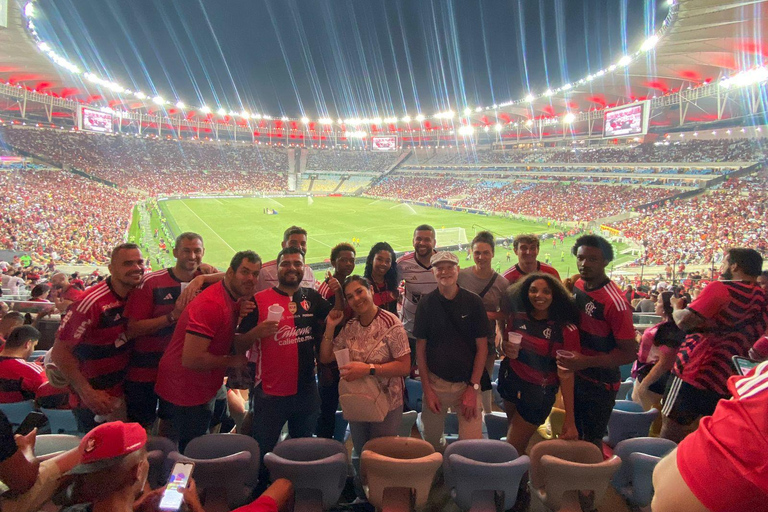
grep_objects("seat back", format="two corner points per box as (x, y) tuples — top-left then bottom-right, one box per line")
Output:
(617, 380), (634, 401)
(168, 451), (251, 512)
(41, 408), (80, 435)
(146, 436), (178, 489)
(0, 400), (34, 426)
(404, 378), (422, 412)
(629, 452), (663, 507)
(444, 440), (529, 510)
(614, 400), (645, 412)
(529, 440), (603, 490)
(184, 433), (261, 487)
(33, 434), (80, 457)
(265, 438), (348, 510)
(484, 412), (508, 441)
(612, 437), (676, 490)
(398, 410), (418, 437)
(360, 437), (442, 509)
(605, 408), (660, 447)
(537, 454), (621, 511)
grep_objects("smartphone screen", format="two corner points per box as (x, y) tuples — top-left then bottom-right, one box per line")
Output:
(158, 462), (194, 511)
(733, 356), (758, 376)
(15, 412), (46, 436)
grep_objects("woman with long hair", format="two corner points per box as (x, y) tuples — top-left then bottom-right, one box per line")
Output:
(631, 291), (685, 410)
(457, 231), (509, 414)
(319, 276), (410, 467)
(363, 242), (399, 315)
(498, 273), (581, 454)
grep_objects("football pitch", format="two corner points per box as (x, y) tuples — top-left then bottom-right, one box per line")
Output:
(158, 196), (634, 278)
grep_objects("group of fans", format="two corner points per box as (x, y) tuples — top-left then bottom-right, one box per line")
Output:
(0, 220), (766, 511)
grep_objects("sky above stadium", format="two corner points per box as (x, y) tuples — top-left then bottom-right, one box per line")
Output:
(34, 0), (667, 119)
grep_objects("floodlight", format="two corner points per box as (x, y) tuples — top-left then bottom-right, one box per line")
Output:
(401, 115), (411, 123)
(618, 56), (632, 67)
(463, 107), (472, 116)
(415, 114), (425, 122)
(218, 108), (227, 116)
(525, 94), (534, 102)
(494, 124), (503, 132)
(152, 96), (165, 105)
(458, 125), (474, 136)
(563, 112), (576, 124)
(200, 106), (211, 114)
(483, 126), (489, 132)
(301, 116), (309, 124)
(640, 35), (659, 52)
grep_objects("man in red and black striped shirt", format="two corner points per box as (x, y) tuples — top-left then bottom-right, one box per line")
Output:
(123, 232), (216, 427)
(52, 243), (145, 432)
(0, 326), (46, 403)
(556, 235), (636, 446)
(661, 248), (768, 443)
(502, 234), (561, 284)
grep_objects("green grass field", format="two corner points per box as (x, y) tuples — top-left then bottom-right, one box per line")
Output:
(157, 196), (634, 278)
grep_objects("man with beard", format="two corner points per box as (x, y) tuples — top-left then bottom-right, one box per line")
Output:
(660, 248), (768, 443)
(52, 244), (146, 432)
(237, 247), (336, 463)
(397, 225), (438, 368)
(154, 251), (260, 451)
(255, 226), (317, 292)
(556, 235), (636, 447)
(123, 232), (216, 428)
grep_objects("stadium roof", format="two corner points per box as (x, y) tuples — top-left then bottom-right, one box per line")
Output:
(0, 0), (766, 128)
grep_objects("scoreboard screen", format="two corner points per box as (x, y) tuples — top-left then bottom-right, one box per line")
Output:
(603, 101), (649, 138)
(372, 136), (397, 151)
(79, 107), (113, 133)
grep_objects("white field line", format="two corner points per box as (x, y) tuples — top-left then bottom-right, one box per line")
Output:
(179, 200), (236, 252)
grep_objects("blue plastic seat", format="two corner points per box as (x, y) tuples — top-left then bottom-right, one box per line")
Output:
(146, 436), (177, 489)
(398, 410), (418, 437)
(264, 437), (348, 510)
(41, 408), (80, 435)
(0, 400), (34, 427)
(184, 433), (261, 489)
(405, 378), (422, 412)
(603, 406), (659, 447)
(612, 437), (676, 507)
(33, 434), (80, 457)
(614, 399), (645, 412)
(169, 450), (252, 511)
(444, 439), (530, 511)
(617, 379), (634, 401)
(484, 412), (508, 441)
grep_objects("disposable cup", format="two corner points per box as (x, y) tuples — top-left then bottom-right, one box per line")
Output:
(267, 304), (284, 322)
(556, 350), (575, 372)
(334, 348), (350, 367)
(508, 332), (523, 345)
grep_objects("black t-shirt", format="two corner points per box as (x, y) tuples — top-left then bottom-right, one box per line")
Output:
(0, 411), (17, 463)
(413, 287), (488, 383)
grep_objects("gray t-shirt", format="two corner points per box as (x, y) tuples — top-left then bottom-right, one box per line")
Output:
(457, 267), (510, 339)
(636, 298), (656, 313)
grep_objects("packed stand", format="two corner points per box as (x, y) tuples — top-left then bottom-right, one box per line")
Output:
(365, 175), (475, 203)
(306, 149), (400, 172)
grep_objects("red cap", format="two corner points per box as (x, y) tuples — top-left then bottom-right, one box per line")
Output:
(68, 421), (147, 475)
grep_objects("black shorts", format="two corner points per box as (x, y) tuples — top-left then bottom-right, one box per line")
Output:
(497, 364), (557, 426)
(125, 381), (159, 428)
(574, 376), (618, 445)
(661, 375), (726, 426)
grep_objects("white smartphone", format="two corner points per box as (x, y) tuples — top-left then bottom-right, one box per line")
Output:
(158, 461), (195, 511)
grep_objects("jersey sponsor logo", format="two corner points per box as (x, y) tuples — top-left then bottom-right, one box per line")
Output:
(518, 324), (527, 330)
(288, 302), (297, 314)
(275, 324), (313, 346)
(163, 293), (174, 301)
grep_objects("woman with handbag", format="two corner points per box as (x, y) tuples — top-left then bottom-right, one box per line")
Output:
(319, 276), (411, 460)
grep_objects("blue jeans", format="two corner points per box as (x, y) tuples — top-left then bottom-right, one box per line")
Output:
(349, 407), (403, 470)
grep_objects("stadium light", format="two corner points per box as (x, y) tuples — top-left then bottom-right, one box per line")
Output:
(525, 94), (535, 103)
(281, 116), (289, 121)
(475, 107), (483, 112)
(525, 119), (534, 127)
(218, 108), (227, 116)
(563, 112), (576, 124)
(200, 106), (211, 114)
(319, 118), (333, 125)
(561, 83), (572, 91)
(640, 35), (659, 52)
(240, 111), (250, 119)
(24, 2), (34, 18)
(458, 125), (474, 136)
(544, 89), (554, 96)
(494, 124), (503, 132)
(401, 116), (411, 123)
(371, 117), (382, 125)
(483, 126), (490, 132)
(175, 101), (186, 109)
(618, 55), (632, 67)
(152, 96), (165, 105)
(415, 114), (425, 122)
(463, 107), (472, 116)
(301, 116), (309, 124)
(135, 92), (147, 99)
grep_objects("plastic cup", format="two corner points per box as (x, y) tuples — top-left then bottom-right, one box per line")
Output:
(508, 332), (523, 345)
(556, 350), (575, 372)
(267, 304), (284, 322)
(334, 348), (350, 367)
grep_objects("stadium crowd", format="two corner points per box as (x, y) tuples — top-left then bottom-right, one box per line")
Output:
(306, 149), (400, 172)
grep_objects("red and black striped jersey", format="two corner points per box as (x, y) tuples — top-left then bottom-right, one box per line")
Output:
(674, 280), (768, 395)
(502, 262), (561, 284)
(504, 313), (580, 387)
(0, 357), (46, 403)
(56, 278), (130, 407)
(573, 278), (634, 386)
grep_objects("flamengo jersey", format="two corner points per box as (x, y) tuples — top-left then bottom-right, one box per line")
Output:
(255, 260), (317, 293)
(123, 268), (197, 383)
(396, 252), (437, 337)
(0, 357), (46, 403)
(673, 280), (767, 395)
(239, 287), (332, 396)
(573, 278), (634, 386)
(57, 278), (131, 406)
(505, 313), (580, 387)
(502, 262), (561, 284)
(676, 361), (768, 512)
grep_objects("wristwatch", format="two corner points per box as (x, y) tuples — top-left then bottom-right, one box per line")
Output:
(468, 381), (480, 391)
(369, 364), (376, 376)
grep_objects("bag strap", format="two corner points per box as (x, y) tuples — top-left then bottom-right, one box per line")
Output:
(477, 272), (499, 299)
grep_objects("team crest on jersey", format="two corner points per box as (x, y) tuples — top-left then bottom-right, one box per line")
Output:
(584, 301), (597, 317)
(543, 327), (552, 339)
(301, 299), (310, 311)
(288, 302), (297, 314)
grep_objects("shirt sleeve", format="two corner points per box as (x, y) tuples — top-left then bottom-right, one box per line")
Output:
(56, 306), (93, 348)
(237, 301), (260, 334)
(688, 281), (729, 319)
(606, 300), (636, 341)
(123, 279), (155, 321)
(22, 367), (46, 397)
(332, 326), (349, 352)
(563, 324), (582, 353)
(186, 299), (224, 340)
(0, 411), (17, 463)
